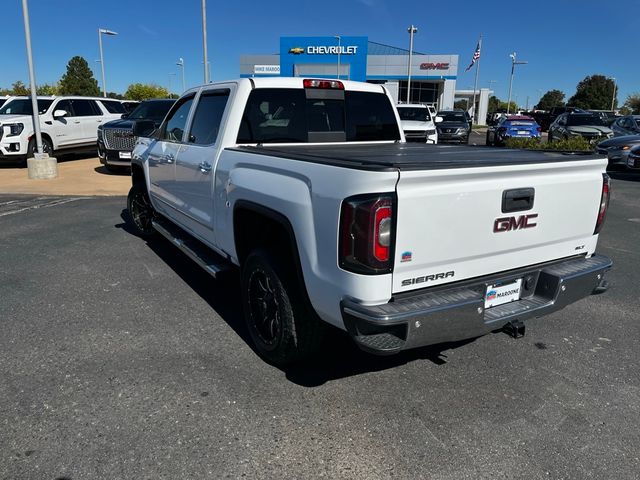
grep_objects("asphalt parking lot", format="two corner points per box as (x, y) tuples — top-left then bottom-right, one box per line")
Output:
(1, 170), (639, 479)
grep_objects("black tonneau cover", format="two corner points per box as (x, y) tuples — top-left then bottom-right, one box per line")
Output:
(229, 143), (604, 171)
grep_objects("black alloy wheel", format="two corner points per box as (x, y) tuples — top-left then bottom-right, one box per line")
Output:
(126, 183), (156, 238)
(241, 248), (324, 366)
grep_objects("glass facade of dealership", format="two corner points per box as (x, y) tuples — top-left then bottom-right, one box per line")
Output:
(240, 36), (459, 111)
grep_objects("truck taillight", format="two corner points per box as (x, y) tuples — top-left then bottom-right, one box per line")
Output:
(594, 173), (610, 234)
(303, 79), (344, 90)
(339, 194), (395, 274)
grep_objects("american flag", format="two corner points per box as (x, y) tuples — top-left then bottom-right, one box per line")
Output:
(465, 41), (481, 72)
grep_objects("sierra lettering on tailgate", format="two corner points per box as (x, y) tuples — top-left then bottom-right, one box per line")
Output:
(401, 271), (455, 287)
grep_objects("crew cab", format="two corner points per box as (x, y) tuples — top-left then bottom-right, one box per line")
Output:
(0, 96), (123, 163)
(127, 77), (612, 365)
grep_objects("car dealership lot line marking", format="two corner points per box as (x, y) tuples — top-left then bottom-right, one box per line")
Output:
(0, 197), (88, 217)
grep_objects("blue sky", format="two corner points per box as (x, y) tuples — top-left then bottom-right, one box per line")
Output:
(2, 0), (638, 107)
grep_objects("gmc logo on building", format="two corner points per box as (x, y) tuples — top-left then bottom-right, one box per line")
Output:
(494, 214), (538, 232)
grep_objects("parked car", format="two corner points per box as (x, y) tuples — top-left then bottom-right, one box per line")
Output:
(627, 145), (640, 170)
(0, 96), (9, 108)
(588, 110), (618, 127)
(610, 115), (640, 137)
(486, 115), (541, 146)
(121, 101), (140, 113)
(396, 103), (440, 143)
(435, 110), (471, 143)
(0, 96), (123, 163)
(596, 135), (640, 168)
(126, 77), (611, 365)
(548, 112), (613, 144)
(98, 98), (175, 172)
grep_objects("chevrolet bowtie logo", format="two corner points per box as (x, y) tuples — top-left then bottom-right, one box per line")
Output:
(289, 47), (305, 54)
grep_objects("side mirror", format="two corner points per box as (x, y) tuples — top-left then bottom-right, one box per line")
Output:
(133, 119), (157, 138)
(434, 116), (443, 123)
(53, 109), (67, 118)
(121, 113), (129, 119)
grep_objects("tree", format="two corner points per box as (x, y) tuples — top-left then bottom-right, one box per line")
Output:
(488, 95), (501, 112)
(36, 83), (60, 96)
(536, 89), (565, 111)
(625, 93), (640, 114)
(567, 75), (616, 110)
(107, 92), (124, 99)
(58, 56), (100, 96)
(454, 99), (469, 111)
(11, 81), (29, 95)
(124, 83), (169, 100)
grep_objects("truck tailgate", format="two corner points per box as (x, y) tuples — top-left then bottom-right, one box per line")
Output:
(393, 158), (607, 293)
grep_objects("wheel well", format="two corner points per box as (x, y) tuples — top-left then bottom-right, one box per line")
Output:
(131, 163), (145, 186)
(233, 205), (297, 267)
(28, 132), (53, 148)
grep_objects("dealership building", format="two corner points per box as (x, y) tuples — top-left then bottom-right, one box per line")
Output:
(240, 36), (492, 124)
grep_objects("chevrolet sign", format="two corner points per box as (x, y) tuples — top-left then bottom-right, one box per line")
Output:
(289, 46), (359, 55)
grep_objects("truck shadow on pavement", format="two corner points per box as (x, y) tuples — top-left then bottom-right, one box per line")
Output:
(118, 209), (479, 387)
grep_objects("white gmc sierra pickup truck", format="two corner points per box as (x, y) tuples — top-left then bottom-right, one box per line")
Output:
(127, 77), (612, 365)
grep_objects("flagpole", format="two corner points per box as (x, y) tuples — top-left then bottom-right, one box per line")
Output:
(471, 35), (482, 124)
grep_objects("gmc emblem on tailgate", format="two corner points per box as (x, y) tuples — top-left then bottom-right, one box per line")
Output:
(494, 214), (538, 232)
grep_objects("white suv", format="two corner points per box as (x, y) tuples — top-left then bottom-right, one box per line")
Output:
(396, 103), (440, 144)
(0, 96), (125, 163)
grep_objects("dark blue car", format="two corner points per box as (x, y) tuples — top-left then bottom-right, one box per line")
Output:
(486, 115), (542, 146)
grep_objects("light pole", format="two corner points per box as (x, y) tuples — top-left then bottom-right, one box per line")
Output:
(536, 88), (543, 109)
(507, 51), (527, 114)
(201, 0), (209, 84)
(610, 77), (617, 111)
(177, 58), (186, 92)
(406, 25), (417, 103)
(168, 72), (176, 97)
(334, 35), (341, 79)
(98, 28), (118, 97)
(21, 0), (56, 178)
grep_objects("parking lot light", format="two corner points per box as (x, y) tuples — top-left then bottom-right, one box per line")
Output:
(507, 52), (527, 114)
(177, 58), (186, 92)
(21, 0), (57, 179)
(610, 77), (617, 111)
(334, 35), (341, 80)
(98, 28), (118, 98)
(407, 25), (418, 103)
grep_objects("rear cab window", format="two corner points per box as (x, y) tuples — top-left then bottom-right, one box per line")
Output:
(237, 87), (400, 144)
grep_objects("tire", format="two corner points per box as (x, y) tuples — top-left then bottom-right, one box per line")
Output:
(241, 248), (324, 366)
(486, 132), (493, 146)
(548, 132), (554, 143)
(126, 182), (157, 238)
(27, 137), (53, 158)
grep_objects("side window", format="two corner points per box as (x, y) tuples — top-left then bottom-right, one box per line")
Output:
(187, 90), (230, 145)
(100, 100), (126, 114)
(55, 100), (73, 116)
(161, 95), (195, 142)
(72, 99), (100, 116)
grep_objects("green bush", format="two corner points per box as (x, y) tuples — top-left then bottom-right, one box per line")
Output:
(504, 136), (594, 152)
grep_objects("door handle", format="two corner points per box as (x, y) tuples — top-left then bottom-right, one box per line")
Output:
(97, 119), (102, 123)
(198, 161), (212, 173)
(73, 120), (81, 124)
(164, 154), (175, 163)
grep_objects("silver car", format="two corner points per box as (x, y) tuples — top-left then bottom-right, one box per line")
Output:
(548, 113), (613, 144)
